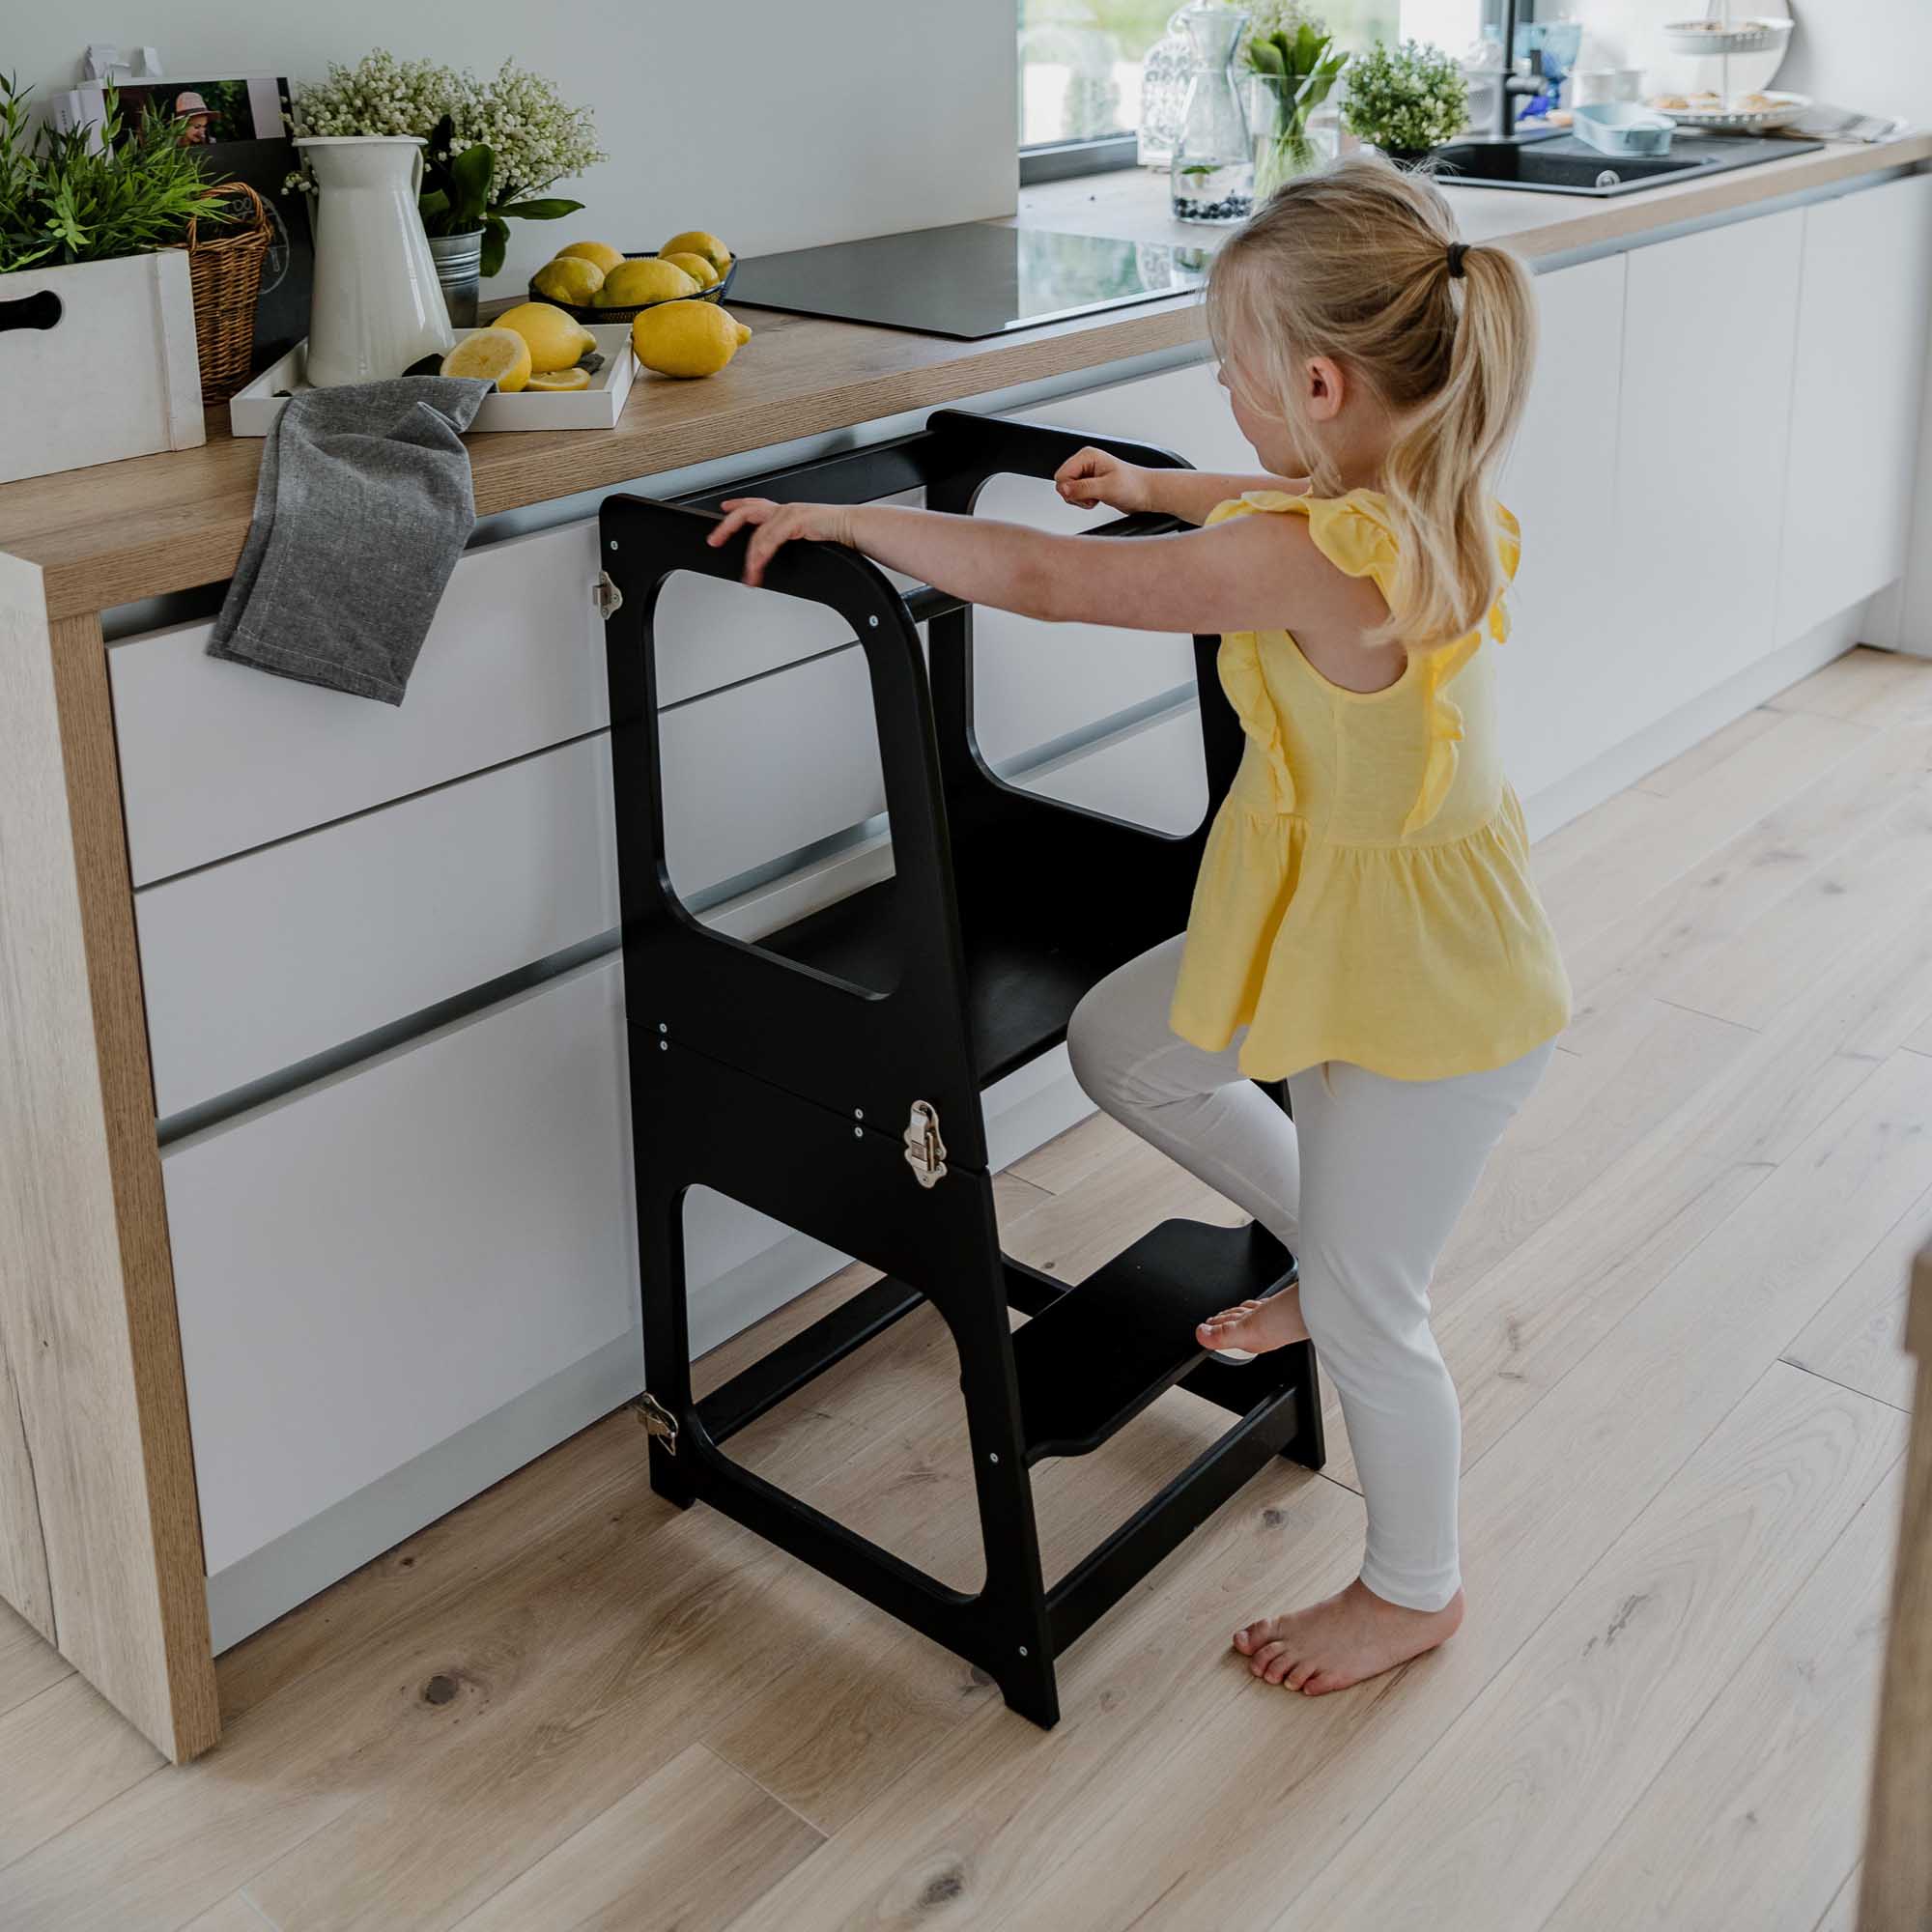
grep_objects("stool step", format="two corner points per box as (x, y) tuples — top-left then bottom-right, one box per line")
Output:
(1011, 1219), (1295, 1463)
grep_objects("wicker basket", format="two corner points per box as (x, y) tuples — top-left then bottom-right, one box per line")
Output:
(177, 181), (273, 404)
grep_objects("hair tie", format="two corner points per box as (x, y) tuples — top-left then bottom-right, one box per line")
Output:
(1446, 242), (1468, 279)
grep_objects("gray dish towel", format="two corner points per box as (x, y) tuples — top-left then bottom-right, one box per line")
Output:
(209, 377), (492, 704)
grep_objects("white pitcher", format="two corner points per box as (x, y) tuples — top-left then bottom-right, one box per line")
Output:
(297, 135), (454, 388)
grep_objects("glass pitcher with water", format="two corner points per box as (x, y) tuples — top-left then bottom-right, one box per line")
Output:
(1170, 2), (1253, 224)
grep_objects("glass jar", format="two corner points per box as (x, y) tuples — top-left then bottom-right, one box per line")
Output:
(1248, 70), (1338, 200)
(1138, 8), (1194, 168)
(1170, 2), (1253, 225)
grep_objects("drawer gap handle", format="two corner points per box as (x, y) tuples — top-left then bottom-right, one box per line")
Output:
(0, 290), (64, 337)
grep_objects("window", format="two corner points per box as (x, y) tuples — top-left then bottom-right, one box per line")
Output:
(1019, 4), (1406, 180)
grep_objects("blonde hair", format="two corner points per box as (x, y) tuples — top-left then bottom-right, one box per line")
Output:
(1207, 154), (1537, 649)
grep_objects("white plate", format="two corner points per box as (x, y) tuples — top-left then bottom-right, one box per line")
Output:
(228, 325), (637, 437)
(1662, 16), (1794, 56)
(1652, 89), (1809, 129)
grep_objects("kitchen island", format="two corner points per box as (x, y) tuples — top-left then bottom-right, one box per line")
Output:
(3, 131), (1927, 1762)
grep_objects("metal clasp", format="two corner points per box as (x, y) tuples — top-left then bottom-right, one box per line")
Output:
(595, 571), (624, 620)
(902, 1100), (948, 1189)
(635, 1391), (678, 1454)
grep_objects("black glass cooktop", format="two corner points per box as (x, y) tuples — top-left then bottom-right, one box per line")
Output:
(725, 223), (1214, 340)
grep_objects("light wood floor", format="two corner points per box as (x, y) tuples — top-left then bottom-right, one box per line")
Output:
(8, 646), (1932, 1932)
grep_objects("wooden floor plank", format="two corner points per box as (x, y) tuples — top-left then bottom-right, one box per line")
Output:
(1544, 1461), (1898, 1932)
(449, 1744), (822, 1932)
(1769, 645), (1932, 725)
(1661, 781), (1932, 1033)
(1275, 1367), (1904, 1932)
(0, 1599), (71, 1719)
(0, 1673), (161, 1868)
(1536, 707), (1871, 952)
(1629, 700), (1789, 796)
(1561, 719), (1932, 1059)
(181, 1896), (281, 1932)
(1785, 1183), (1932, 1412)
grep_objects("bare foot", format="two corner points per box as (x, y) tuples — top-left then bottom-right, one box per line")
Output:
(1196, 1283), (1309, 1360)
(1231, 1578), (1463, 1694)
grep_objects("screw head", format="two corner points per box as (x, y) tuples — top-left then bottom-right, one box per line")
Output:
(867, 614), (879, 628)
(609, 539), (618, 551)
(853, 1125), (864, 1138)
(658, 1023), (668, 1035)
(853, 1108), (864, 1121)
(659, 1041), (668, 1052)
(1018, 1645), (1029, 1657)
(988, 1451), (1000, 1463)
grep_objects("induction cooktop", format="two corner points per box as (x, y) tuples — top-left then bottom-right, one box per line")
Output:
(724, 223), (1215, 340)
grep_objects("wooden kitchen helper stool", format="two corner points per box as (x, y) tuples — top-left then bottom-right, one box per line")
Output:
(600, 409), (1324, 1727)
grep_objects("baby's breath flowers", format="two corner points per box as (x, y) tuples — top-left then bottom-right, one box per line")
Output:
(287, 51), (605, 273)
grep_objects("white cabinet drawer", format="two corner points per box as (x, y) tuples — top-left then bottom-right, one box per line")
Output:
(139, 640), (888, 1117)
(110, 521), (861, 889)
(1777, 173), (1932, 645)
(1615, 211), (1803, 701)
(165, 956), (640, 1574)
(973, 363), (1235, 769)
(111, 521), (608, 887)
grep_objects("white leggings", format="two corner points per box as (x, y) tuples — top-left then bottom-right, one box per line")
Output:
(1065, 935), (1554, 1611)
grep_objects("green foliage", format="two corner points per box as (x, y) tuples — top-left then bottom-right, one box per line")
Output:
(418, 112), (582, 277)
(1341, 39), (1468, 154)
(0, 74), (225, 274)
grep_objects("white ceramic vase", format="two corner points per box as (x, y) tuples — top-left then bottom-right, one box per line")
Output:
(296, 135), (454, 388)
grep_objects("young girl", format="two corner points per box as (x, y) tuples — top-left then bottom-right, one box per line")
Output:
(708, 156), (1571, 1696)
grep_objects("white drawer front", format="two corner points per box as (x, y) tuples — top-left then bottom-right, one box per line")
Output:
(165, 957), (640, 1575)
(139, 641), (888, 1117)
(971, 363), (1238, 770)
(111, 521), (610, 887)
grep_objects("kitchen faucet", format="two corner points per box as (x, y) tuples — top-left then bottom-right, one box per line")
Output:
(1492, 0), (1548, 141)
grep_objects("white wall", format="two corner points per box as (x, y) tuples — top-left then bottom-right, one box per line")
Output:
(12, 4), (1018, 293)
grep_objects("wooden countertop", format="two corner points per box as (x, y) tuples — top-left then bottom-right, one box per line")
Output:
(5, 133), (1925, 622)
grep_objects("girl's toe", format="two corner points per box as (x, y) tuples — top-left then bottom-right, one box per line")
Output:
(1284, 1658), (1320, 1691)
(1262, 1649), (1299, 1685)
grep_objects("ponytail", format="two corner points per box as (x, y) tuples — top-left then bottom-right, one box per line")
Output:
(1206, 156), (1539, 648)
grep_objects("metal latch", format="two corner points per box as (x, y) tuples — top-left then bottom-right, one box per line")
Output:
(595, 570), (624, 620)
(634, 1391), (678, 1454)
(902, 1100), (948, 1189)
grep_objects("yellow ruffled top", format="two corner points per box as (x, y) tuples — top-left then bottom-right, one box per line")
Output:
(1169, 488), (1571, 1082)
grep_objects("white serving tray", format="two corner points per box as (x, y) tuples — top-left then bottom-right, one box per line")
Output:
(229, 325), (636, 437)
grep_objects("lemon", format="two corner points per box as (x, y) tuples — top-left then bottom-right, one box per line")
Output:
(492, 301), (596, 374)
(526, 365), (592, 391)
(440, 328), (531, 392)
(631, 300), (752, 379)
(661, 229), (732, 272)
(531, 256), (605, 306)
(660, 250), (719, 289)
(554, 240), (625, 275)
(597, 257), (698, 309)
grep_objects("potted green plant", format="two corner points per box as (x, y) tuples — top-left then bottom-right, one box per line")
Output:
(0, 74), (232, 481)
(1243, 3), (1349, 197)
(1342, 40), (1469, 165)
(288, 52), (606, 325)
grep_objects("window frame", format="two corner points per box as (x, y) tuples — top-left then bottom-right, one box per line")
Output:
(1018, 132), (1141, 185)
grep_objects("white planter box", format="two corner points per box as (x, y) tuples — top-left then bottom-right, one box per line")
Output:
(0, 250), (205, 483)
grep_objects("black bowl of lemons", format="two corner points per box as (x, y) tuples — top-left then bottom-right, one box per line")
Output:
(526, 232), (737, 324)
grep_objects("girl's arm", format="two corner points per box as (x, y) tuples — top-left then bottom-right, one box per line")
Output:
(1053, 446), (1306, 527)
(705, 496), (1385, 640)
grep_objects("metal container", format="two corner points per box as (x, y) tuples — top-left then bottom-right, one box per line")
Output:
(427, 229), (483, 329)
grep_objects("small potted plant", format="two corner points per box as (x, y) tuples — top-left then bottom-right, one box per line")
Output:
(0, 74), (235, 481)
(1342, 40), (1469, 165)
(288, 52), (606, 325)
(1243, 2), (1349, 197)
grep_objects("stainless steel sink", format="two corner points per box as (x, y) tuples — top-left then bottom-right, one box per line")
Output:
(1431, 131), (1823, 198)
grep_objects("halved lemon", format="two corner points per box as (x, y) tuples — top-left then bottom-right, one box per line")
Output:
(526, 365), (592, 391)
(440, 328), (531, 392)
